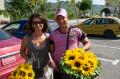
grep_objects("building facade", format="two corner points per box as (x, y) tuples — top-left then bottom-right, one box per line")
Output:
(0, 0), (9, 24)
(105, 0), (120, 17)
(0, 0), (5, 10)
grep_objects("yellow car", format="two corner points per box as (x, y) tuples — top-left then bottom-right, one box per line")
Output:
(76, 17), (120, 38)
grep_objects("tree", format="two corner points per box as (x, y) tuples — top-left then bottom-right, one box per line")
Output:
(101, 8), (111, 16)
(0, 10), (9, 17)
(76, 0), (92, 11)
(105, 0), (119, 6)
(76, 0), (92, 18)
(5, 0), (48, 21)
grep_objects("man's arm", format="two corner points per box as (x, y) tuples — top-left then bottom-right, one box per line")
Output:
(81, 37), (91, 51)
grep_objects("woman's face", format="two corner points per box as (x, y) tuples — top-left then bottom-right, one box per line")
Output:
(32, 17), (44, 32)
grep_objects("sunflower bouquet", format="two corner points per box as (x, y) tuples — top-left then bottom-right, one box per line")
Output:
(8, 63), (35, 79)
(60, 48), (102, 79)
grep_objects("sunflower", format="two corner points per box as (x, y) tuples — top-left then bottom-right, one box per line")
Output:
(81, 62), (94, 76)
(60, 48), (102, 79)
(85, 52), (98, 66)
(18, 64), (35, 79)
(19, 64), (32, 74)
(65, 49), (77, 56)
(8, 64), (35, 79)
(63, 50), (76, 65)
(85, 51), (97, 59)
(87, 58), (98, 70)
(26, 69), (35, 79)
(17, 70), (27, 78)
(11, 70), (18, 76)
(17, 64), (25, 69)
(77, 48), (85, 54)
(76, 53), (86, 62)
(71, 58), (84, 72)
(7, 75), (14, 79)
(81, 58), (97, 76)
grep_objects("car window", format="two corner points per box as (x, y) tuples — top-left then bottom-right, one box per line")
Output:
(3, 23), (20, 33)
(101, 18), (109, 24)
(108, 18), (118, 24)
(95, 18), (109, 24)
(83, 19), (94, 25)
(0, 29), (11, 40)
(95, 19), (101, 24)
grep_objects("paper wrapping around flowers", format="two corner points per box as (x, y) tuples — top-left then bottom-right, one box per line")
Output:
(8, 64), (35, 79)
(60, 48), (102, 79)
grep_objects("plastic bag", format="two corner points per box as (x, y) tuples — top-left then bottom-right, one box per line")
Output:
(44, 65), (54, 79)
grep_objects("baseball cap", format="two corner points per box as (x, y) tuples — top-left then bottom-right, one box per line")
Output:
(55, 8), (67, 18)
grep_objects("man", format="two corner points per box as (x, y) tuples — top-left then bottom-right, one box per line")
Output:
(49, 8), (91, 79)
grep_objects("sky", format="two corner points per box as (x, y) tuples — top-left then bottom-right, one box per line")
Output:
(47, 0), (105, 5)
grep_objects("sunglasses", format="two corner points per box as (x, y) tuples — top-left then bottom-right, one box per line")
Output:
(32, 21), (43, 25)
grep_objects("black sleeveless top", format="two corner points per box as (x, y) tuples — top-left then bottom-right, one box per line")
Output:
(27, 33), (49, 69)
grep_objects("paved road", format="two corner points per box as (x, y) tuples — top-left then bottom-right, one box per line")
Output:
(87, 36), (120, 79)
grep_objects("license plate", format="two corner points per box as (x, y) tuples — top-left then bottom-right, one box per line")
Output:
(1, 56), (16, 66)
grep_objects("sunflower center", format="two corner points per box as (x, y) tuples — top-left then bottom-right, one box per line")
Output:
(13, 71), (17, 76)
(74, 62), (81, 67)
(78, 51), (81, 53)
(19, 70), (26, 77)
(78, 56), (84, 60)
(24, 66), (30, 70)
(28, 73), (33, 77)
(83, 67), (89, 71)
(88, 61), (93, 67)
(69, 56), (75, 60)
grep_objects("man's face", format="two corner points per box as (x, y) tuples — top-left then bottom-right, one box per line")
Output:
(55, 15), (68, 28)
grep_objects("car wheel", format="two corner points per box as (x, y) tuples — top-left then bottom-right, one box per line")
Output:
(104, 30), (116, 38)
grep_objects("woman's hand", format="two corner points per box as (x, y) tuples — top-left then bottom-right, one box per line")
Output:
(21, 54), (27, 60)
(48, 60), (56, 68)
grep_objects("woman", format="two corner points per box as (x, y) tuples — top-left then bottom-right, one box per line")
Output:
(20, 13), (50, 79)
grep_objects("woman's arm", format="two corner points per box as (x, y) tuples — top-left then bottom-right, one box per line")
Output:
(48, 35), (56, 68)
(48, 44), (56, 68)
(20, 36), (28, 59)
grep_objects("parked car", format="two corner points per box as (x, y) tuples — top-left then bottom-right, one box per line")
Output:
(2, 20), (58, 39)
(76, 17), (120, 38)
(0, 29), (25, 79)
(2, 20), (27, 39)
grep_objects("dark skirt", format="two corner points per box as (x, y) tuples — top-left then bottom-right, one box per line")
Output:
(54, 69), (74, 79)
(33, 68), (44, 79)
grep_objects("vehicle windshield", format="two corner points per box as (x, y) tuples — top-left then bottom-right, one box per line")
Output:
(0, 29), (11, 40)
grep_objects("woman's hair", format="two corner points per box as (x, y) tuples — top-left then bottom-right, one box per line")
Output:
(25, 13), (48, 33)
